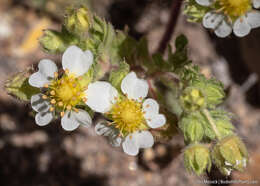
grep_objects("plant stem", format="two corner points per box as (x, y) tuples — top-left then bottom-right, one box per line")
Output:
(202, 109), (221, 140)
(157, 0), (183, 54)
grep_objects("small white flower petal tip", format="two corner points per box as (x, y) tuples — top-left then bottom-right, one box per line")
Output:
(122, 131), (154, 156)
(121, 72), (149, 102)
(29, 59), (57, 88)
(62, 45), (93, 77)
(195, 0), (213, 6)
(61, 109), (92, 131)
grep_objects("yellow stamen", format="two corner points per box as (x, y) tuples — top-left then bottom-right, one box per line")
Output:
(110, 98), (146, 136)
(73, 108), (79, 113)
(50, 90), (55, 96)
(66, 105), (72, 110)
(42, 95), (48, 99)
(65, 69), (69, 74)
(50, 99), (56, 104)
(54, 72), (58, 78)
(58, 101), (63, 107)
(217, 0), (251, 18)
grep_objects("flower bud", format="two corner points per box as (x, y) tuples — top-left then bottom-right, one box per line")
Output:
(211, 135), (248, 176)
(191, 78), (225, 107)
(184, 144), (211, 175)
(40, 30), (65, 53)
(39, 29), (78, 54)
(203, 110), (234, 140)
(180, 87), (206, 112)
(179, 112), (204, 143)
(64, 6), (91, 37)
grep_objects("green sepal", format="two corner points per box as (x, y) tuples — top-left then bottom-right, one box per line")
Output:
(108, 60), (130, 91)
(211, 135), (248, 175)
(184, 0), (211, 23)
(180, 86), (206, 112)
(39, 27), (79, 54)
(64, 5), (92, 38)
(184, 144), (211, 175)
(179, 112), (204, 143)
(191, 77), (225, 108)
(202, 110), (234, 140)
(5, 68), (40, 101)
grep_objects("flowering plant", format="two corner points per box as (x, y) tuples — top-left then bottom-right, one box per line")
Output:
(5, 4), (251, 176)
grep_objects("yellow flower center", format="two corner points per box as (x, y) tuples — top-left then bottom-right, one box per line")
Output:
(43, 72), (87, 115)
(217, 0), (251, 17)
(110, 98), (147, 136)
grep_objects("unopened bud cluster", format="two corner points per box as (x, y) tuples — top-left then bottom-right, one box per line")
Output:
(178, 74), (247, 175)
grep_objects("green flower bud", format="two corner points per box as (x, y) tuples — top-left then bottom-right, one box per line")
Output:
(64, 6), (92, 37)
(184, 144), (211, 175)
(203, 110), (234, 140)
(180, 87), (206, 112)
(39, 29), (79, 54)
(179, 112), (204, 143)
(192, 78), (225, 108)
(212, 135), (248, 176)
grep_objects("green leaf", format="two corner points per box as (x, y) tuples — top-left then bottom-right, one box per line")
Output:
(5, 69), (40, 101)
(175, 34), (188, 51)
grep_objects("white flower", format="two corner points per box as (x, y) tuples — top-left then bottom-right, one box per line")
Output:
(29, 45), (93, 131)
(85, 72), (166, 156)
(196, 0), (260, 37)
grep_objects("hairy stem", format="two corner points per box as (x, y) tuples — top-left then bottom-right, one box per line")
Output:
(157, 0), (183, 54)
(202, 109), (221, 140)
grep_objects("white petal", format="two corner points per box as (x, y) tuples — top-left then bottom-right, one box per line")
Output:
(29, 72), (49, 88)
(61, 111), (80, 131)
(145, 114), (166, 129)
(95, 121), (112, 136)
(38, 59), (58, 79)
(203, 12), (224, 29)
(253, 0), (260, 8)
(95, 121), (122, 147)
(246, 11), (260, 28)
(29, 59), (57, 88)
(136, 131), (154, 148)
(31, 94), (50, 112)
(195, 0), (212, 6)
(233, 17), (251, 37)
(62, 46), (93, 77)
(110, 136), (122, 147)
(35, 112), (53, 126)
(142, 98), (159, 115)
(121, 72), (148, 102)
(85, 81), (118, 113)
(215, 20), (232, 38)
(73, 109), (92, 128)
(122, 133), (139, 156)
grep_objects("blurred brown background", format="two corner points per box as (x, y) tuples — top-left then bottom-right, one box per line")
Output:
(0, 0), (260, 186)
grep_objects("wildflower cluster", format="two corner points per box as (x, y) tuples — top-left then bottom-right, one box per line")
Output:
(185, 0), (260, 37)
(5, 5), (249, 176)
